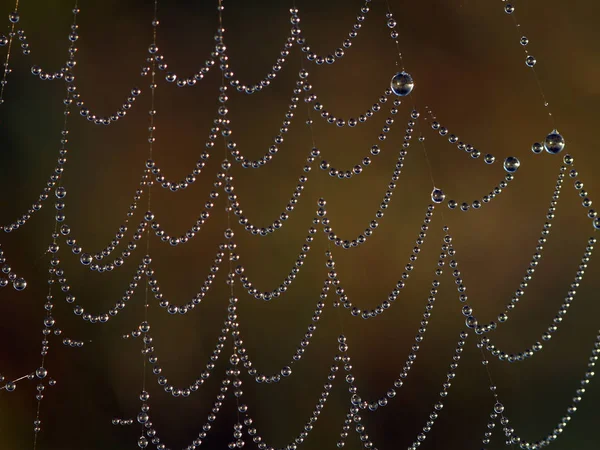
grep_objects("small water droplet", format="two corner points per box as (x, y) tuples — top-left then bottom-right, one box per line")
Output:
(504, 157), (520, 173)
(526, 55), (537, 67)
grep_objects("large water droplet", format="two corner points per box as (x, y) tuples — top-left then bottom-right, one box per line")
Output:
(80, 253), (93, 265)
(503, 157), (520, 173)
(431, 188), (445, 204)
(13, 277), (27, 291)
(544, 130), (565, 154)
(390, 72), (414, 96)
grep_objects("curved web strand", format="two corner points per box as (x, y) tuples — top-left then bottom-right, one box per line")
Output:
(220, 32), (297, 94)
(54, 243), (226, 320)
(306, 87), (395, 128)
(441, 165), (568, 334)
(340, 249), (450, 411)
(234, 278), (330, 383)
(315, 106), (402, 179)
(235, 226), (316, 300)
(318, 148), (414, 250)
(54, 259), (148, 322)
(0, 244), (27, 290)
(143, 248), (225, 315)
(2, 88), (73, 233)
(0, 372), (35, 393)
(328, 205), (434, 319)
(59, 171), (149, 270)
(126, 306), (232, 397)
(131, 371), (233, 447)
(445, 172), (516, 212)
(341, 330), (469, 450)
(221, 76), (308, 169)
(422, 106), (498, 163)
(238, 349), (345, 449)
(491, 329), (600, 449)
(482, 236), (595, 363)
(295, 0), (373, 66)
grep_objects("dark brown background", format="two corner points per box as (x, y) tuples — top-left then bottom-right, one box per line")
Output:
(0, 0), (599, 449)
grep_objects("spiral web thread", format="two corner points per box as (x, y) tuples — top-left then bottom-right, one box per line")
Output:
(0, 1), (598, 450)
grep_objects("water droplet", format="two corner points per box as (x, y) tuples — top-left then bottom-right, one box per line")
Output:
(80, 253), (93, 265)
(431, 188), (446, 203)
(465, 316), (478, 329)
(13, 278), (27, 291)
(390, 72), (414, 96)
(504, 4), (515, 14)
(526, 55), (537, 67)
(520, 36), (529, 46)
(531, 142), (543, 154)
(494, 402), (505, 414)
(138, 436), (148, 448)
(544, 130), (565, 154)
(503, 157), (520, 173)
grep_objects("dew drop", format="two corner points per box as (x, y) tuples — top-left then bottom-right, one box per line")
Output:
(390, 72), (414, 96)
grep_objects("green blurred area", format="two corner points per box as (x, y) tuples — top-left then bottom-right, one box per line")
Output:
(0, 0), (599, 449)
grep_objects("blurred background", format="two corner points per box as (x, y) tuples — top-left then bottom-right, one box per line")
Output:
(0, 0), (599, 449)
